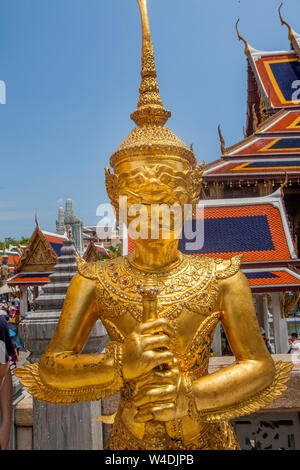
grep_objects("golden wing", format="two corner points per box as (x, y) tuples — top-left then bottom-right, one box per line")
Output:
(14, 362), (122, 405)
(93, 413), (117, 424)
(196, 361), (293, 422)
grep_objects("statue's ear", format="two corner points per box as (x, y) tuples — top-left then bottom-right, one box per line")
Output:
(105, 168), (119, 213)
(187, 162), (205, 206)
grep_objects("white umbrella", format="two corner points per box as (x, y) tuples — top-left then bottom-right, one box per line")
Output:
(0, 284), (13, 295)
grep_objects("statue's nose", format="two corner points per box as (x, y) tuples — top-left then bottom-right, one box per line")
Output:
(149, 178), (158, 185)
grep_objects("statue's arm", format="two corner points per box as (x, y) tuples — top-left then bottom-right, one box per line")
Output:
(192, 270), (278, 414)
(15, 274), (123, 403)
(39, 273), (117, 389)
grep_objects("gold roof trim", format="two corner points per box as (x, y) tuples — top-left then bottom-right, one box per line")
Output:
(236, 19), (250, 56)
(278, 3), (294, 43)
(218, 124), (226, 154)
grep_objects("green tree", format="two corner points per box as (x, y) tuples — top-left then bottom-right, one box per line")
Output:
(19, 237), (30, 245)
(0, 237), (30, 249)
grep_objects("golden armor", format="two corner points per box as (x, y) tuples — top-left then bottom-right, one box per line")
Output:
(15, 0), (292, 450)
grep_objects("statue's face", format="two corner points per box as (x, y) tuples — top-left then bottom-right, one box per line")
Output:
(116, 160), (192, 242)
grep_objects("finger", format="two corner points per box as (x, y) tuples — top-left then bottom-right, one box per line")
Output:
(134, 411), (153, 423)
(137, 403), (175, 422)
(153, 370), (178, 381)
(139, 319), (174, 337)
(151, 351), (174, 368)
(141, 370), (178, 387)
(134, 385), (176, 407)
(152, 403), (176, 422)
(143, 334), (171, 351)
(143, 350), (173, 369)
(134, 370), (177, 389)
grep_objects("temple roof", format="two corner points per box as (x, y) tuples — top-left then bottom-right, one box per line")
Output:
(83, 241), (109, 262)
(178, 190), (296, 263)
(42, 231), (68, 257)
(206, 13), (300, 182)
(8, 272), (52, 287)
(244, 266), (300, 292)
(257, 110), (300, 134)
(247, 48), (300, 109)
(204, 158), (300, 179)
(204, 109), (300, 179)
(14, 225), (67, 274)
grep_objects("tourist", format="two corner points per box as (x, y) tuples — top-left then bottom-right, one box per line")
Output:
(260, 328), (273, 354)
(288, 333), (300, 354)
(0, 312), (14, 450)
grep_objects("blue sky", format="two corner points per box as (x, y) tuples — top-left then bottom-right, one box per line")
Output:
(0, 0), (299, 240)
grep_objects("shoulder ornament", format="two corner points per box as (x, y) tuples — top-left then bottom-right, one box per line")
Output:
(76, 258), (100, 281)
(214, 255), (243, 280)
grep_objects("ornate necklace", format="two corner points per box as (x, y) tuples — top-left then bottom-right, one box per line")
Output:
(96, 255), (220, 324)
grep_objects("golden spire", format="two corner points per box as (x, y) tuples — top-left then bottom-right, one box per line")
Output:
(236, 19), (250, 56)
(130, 0), (171, 127)
(278, 3), (294, 43)
(109, 0), (196, 170)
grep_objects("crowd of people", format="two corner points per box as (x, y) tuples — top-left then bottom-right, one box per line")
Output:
(0, 300), (16, 450)
(0, 296), (24, 366)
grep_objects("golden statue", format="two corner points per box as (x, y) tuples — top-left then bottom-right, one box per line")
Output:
(15, 0), (292, 450)
(0, 249), (10, 287)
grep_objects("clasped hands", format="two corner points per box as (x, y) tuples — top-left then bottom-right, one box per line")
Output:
(121, 318), (188, 423)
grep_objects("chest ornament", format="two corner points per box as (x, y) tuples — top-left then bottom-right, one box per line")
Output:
(76, 255), (242, 324)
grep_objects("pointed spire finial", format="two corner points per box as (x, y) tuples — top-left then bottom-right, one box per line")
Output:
(236, 19), (250, 56)
(218, 124), (226, 154)
(35, 212), (39, 227)
(130, 0), (171, 127)
(278, 3), (294, 42)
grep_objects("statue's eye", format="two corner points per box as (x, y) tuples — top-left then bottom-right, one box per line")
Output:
(160, 174), (171, 184)
(135, 175), (144, 185)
